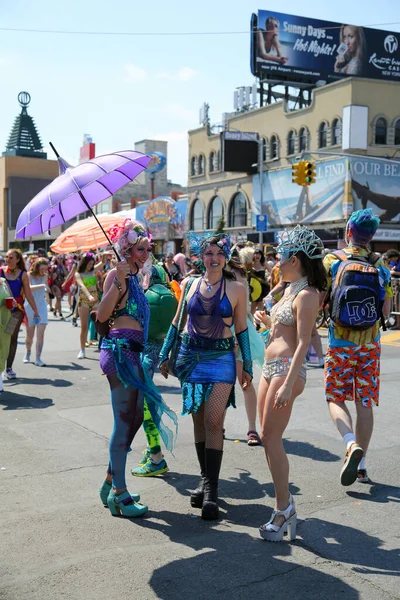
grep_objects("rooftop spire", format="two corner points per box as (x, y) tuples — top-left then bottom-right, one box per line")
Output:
(3, 92), (47, 158)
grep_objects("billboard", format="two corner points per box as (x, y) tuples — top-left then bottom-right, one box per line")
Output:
(221, 131), (259, 173)
(251, 10), (400, 84)
(136, 196), (187, 240)
(252, 156), (400, 227)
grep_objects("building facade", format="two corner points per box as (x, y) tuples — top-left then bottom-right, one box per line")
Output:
(0, 93), (59, 250)
(187, 77), (400, 250)
(95, 139), (186, 215)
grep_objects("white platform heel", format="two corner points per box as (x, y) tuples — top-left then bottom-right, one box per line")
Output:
(259, 494), (297, 542)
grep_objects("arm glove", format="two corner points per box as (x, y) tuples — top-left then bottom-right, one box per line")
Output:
(158, 324), (178, 366)
(237, 328), (253, 379)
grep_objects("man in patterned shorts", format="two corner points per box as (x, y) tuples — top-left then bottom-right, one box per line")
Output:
(323, 209), (392, 486)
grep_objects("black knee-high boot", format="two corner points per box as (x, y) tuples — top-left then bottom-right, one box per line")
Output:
(190, 442), (206, 508)
(201, 449), (223, 521)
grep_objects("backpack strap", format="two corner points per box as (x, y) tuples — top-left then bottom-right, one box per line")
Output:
(332, 250), (350, 262)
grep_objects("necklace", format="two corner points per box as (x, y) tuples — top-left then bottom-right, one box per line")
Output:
(203, 276), (222, 292)
(287, 276), (309, 296)
(6, 266), (17, 275)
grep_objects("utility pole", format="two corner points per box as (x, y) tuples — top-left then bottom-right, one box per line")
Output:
(258, 138), (264, 251)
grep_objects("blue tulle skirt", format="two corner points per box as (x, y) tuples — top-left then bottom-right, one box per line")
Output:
(175, 334), (236, 415)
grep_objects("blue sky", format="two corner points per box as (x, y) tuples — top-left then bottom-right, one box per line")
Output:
(1, 0), (399, 186)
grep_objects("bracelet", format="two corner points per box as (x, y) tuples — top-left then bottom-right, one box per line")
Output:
(113, 277), (123, 292)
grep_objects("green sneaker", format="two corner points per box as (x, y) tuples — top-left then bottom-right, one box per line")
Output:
(131, 458), (169, 477)
(139, 448), (151, 465)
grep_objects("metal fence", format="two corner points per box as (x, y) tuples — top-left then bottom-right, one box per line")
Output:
(390, 278), (400, 318)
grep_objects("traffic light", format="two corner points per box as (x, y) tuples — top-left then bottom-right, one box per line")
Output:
(303, 161), (316, 185)
(292, 162), (301, 185)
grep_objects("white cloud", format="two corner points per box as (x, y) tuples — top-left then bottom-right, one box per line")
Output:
(123, 63), (147, 83)
(156, 66), (198, 82)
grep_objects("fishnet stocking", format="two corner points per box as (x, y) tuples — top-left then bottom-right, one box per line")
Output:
(192, 384), (233, 450)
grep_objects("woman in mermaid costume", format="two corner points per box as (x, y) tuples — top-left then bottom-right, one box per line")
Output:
(254, 226), (327, 542)
(96, 220), (178, 518)
(159, 232), (253, 520)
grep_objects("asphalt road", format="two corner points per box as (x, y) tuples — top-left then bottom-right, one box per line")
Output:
(1, 312), (399, 600)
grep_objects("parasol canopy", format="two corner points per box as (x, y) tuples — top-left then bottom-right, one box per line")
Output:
(15, 148), (151, 241)
(50, 213), (128, 254)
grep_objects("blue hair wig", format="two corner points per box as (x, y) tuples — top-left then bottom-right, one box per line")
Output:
(347, 209), (380, 245)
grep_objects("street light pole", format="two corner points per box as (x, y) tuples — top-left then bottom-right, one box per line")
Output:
(258, 138), (264, 251)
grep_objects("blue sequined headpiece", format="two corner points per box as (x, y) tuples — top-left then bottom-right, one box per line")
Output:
(187, 231), (232, 261)
(276, 225), (324, 262)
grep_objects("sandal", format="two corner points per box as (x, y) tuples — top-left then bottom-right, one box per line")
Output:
(259, 495), (297, 542)
(247, 430), (262, 446)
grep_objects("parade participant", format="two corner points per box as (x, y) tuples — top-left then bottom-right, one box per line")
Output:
(50, 255), (68, 319)
(323, 209), (392, 485)
(251, 249), (270, 314)
(159, 232), (252, 520)
(0, 249), (40, 379)
(24, 258), (50, 367)
(254, 225), (327, 541)
(162, 252), (182, 282)
(173, 253), (187, 279)
(75, 253), (99, 359)
(96, 220), (177, 518)
(0, 276), (13, 393)
(132, 263), (178, 477)
(227, 249), (263, 446)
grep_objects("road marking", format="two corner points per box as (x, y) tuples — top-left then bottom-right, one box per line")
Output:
(381, 331), (400, 346)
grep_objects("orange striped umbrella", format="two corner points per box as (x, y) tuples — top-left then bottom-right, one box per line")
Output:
(50, 214), (127, 253)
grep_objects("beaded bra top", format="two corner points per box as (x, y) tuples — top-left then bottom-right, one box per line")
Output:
(270, 276), (309, 328)
(264, 276), (309, 351)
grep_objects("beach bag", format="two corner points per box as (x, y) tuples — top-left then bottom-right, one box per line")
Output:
(329, 250), (383, 331)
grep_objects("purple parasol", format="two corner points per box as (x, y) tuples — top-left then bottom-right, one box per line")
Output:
(15, 144), (152, 258)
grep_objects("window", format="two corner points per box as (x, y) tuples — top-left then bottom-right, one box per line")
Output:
(217, 150), (221, 170)
(375, 118), (387, 144)
(299, 127), (307, 152)
(208, 196), (224, 230)
(331, 119), (341, 146)
(229, 192), (247, 228)
(287, 130), (295, 155)
(191, 199), (203, 230)
(209, 151), (216, 172)
(190, 156), (197, 176)
(262, 137), (267, 161)
(198, 154), (205, 174)
(318, 122), (327, 148)
(395, 120), (400, 145)
(270, 135), (278, 159)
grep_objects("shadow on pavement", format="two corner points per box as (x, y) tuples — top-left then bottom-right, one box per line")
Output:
(44, 362), (91, 371)
(163, 468), (300, 504)
(0, 392), (54, 410)
(299, 517), (400, 578)
(347, 482), (400, 504)
(223, 437), (340, 463)
(5, 377), (72, 388)
(130, 505), (360, 599)
(283, 439), (340, 462)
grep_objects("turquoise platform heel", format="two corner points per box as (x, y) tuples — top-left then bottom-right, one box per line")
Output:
(107, 489), (148, 518)
(99, 481), (140, 507)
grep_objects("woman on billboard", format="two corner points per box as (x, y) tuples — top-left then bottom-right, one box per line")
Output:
(258, 16), (288, 64)
(334, 25), (366, 76)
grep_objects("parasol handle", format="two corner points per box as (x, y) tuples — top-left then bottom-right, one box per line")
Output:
(77, 191), (121, 261)
(49, 142), (60, 158)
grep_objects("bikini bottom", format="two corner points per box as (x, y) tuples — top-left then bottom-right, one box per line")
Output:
(262, 357), (307, 382)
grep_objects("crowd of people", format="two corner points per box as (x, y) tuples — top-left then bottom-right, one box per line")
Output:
(0, 208), (396, 542)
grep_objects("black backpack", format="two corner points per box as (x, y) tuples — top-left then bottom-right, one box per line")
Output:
(329, 250), (384, 331)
